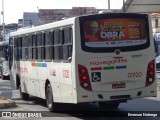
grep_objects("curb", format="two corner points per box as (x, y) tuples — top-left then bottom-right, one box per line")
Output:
(0, 97), (17, 109)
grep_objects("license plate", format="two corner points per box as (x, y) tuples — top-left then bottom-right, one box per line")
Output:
(112, 83), (126, 89)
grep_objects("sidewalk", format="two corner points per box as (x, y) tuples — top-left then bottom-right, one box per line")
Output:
(156, 72), (160, 93)
(0, 79), (20, 109)
(156, 77), (160, 93)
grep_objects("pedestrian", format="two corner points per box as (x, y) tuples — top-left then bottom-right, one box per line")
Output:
(0, 57), (3, 79)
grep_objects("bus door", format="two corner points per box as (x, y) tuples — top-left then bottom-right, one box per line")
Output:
(28, 34), (40, 97)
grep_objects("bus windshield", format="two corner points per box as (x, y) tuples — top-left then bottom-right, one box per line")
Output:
(80, 13), (150, 52)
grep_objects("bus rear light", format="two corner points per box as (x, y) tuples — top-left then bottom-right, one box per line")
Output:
(80, 68), (86, 74)
(82, 75), (87, 80)
(149, 71), (154, 76)
(149, 64), (154, 69)
(78, 64), (92, 91)
(148, 78), (153, 82)
(83, 82), (89, 88)
(146, 60), (155, 87)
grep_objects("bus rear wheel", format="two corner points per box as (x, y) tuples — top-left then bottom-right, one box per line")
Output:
(46, 83), (57, 112)
(98, 102), (119, 109)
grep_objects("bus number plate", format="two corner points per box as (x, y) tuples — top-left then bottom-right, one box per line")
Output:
(112, 83), (126, 89)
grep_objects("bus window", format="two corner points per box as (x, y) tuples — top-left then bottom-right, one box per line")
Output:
(44, 31), (53, 61)
(32, 48), (37, 60)
(37, 33), (44, 46)
(45, 46), (53, 61)
(37, 33), (44, 61)
(45, 31), (53, 45)
(37, 47), (44, 61)
(14, 37), (22, 61)
(22, 36), (28, 60)
(32, 34), (37, 60)
(32, 35), (37, 47)
(28, 35), (32, 47)
(28, 48), (32, 60)
(80, 14), (150, 52)
(54, 30), (62, 60)
(62, 27), (73, 61)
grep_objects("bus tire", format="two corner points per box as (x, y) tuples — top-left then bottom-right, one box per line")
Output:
(98, 102), (119, 109)
(46, 83), (56, 112)
(19, 85), (29, 100)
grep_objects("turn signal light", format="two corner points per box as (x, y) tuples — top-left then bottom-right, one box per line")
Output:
(78, 64), (92, 91)
(146, 60), (155, 87)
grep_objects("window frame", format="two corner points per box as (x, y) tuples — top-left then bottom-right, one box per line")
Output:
(37, 32), (44, 61)
(61, 27), (73, 63)
(53, 29), (62, 61)
(21, 35), (28, 60)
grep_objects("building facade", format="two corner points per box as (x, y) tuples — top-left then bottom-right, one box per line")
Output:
(23, 12), (39, 27)
(22, 7), (120, 26)
(123, 0), (160, 33)
(38, 7), (109, 24)
(0, 24), (18, 41)
(151, 13), (160, 33)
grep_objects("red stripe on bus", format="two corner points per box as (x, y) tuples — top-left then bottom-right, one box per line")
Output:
(32, 63), (36, 66)
(91, 67), (102, 71)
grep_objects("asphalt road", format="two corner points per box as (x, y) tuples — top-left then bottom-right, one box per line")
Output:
(1, 95), (160, 120)
(0, 78), (160, 120)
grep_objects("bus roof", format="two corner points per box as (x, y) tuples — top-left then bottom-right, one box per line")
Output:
(10, 17), (76, 37)
(10, 13), (149, 37)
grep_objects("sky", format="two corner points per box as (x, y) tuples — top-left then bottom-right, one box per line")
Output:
(0, 0), (124, 24)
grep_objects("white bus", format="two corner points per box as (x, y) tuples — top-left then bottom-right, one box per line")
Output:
(9, 13), (156, 112)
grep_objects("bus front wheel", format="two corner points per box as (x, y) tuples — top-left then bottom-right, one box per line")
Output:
(46, 83), (57, 112)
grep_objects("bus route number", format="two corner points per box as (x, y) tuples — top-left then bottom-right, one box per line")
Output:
(128, 72), (142, 78)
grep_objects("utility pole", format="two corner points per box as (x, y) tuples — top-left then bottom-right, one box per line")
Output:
(123, 0), (125, 12)
(2, 0), (5, 41)
(108, 0), (110, 10)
